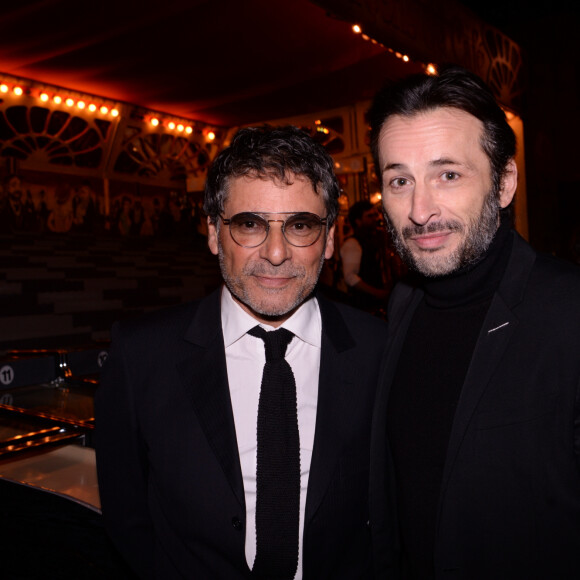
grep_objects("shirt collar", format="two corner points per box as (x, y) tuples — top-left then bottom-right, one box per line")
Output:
(220, 286), (322, 348)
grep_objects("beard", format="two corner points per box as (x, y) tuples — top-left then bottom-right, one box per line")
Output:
(217, 244), (326, 321)
(384, 188), (500, 277)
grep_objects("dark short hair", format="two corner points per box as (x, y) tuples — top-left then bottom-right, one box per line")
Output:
(348, 200), (375, 228)
(203, 125), (340, 224)
(368, 65), (516, 195)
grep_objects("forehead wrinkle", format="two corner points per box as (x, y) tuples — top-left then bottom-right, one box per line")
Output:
(430, 157), (479, 172)
(382, 157), (476, 177)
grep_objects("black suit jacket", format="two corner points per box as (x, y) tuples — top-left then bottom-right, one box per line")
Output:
(370, 232), (580, 579)
(96, 289), (389, 579)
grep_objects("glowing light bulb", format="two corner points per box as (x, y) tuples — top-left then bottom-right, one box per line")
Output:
(88, 103), (97, 112)
(14, 86), (23, 96)
(54, 95), (62, 104)
(65, 98), (74, 107)
(111, 108), (119, 117)
(403, 55), (410, 62)
(177, 124), (184, 132)
(77, 100), (86, 109)
(168, 122), (176, 130)
(100, 105), (109, 114)
(151, 117), (160, 127)
(426, 63), (437, 75)
(207, 131), (216, 141)
(185, 126), (193, 134)
(0, 84), (8, 93)
(40, 93), (49, 102)
(352, 24), (362, 34)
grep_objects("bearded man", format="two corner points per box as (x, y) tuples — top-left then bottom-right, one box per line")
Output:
(368, 65), (580, 579)
(96, 126), (389, 579)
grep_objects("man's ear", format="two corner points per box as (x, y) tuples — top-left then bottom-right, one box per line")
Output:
(499, 159), (518, 209)
(207, 216), (219, 256)
(324, 224), (336, 260)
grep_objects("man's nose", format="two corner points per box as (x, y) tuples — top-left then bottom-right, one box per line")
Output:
(408, 182), (440, 226)
(258, 221), (291, 265)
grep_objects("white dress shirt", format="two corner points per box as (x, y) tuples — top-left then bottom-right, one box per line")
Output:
(221, 286), (321, 580)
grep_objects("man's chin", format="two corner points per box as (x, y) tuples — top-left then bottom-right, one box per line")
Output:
(232, 286), (316, 322)
(407, 248), (461, 277)
(232, 291), (297, 319)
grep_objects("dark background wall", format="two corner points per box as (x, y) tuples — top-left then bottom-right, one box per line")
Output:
(461, 0), (580, 262)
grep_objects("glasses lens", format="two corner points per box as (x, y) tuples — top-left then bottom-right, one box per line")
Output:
(284, 213), (323, 246)
(229, 213), (268, 247)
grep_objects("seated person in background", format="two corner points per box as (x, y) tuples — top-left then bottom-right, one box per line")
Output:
(340, 200), (388, 312)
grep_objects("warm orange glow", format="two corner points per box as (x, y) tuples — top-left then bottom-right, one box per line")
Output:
(315, 119), (321, 125)
(40, 92), (49, 102)
(177, 124), (184, 132)
(54, 95), (62, 104)
(88, 103), (97, 112)
(111, 108), (119, 117)
(65, 98), (74, 107)
(352, 24), (362, 34)
(362, 34), (370, 41)
(185, 126), (193, 134)
(168, 122), (176, 130)
(77, 100), (86, 109)
(14, 86), (23, 96)
(0, 84), (8, 93)
(207, 131), (216, 141)
(426, 63), (438, 75)
(151, 117), (160, 126)
(100, 105), (109, 114)
(402, 55), (410, 62)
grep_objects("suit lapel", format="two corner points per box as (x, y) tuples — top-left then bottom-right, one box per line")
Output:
(176, 288), (245, 509)
(439, 295), (517, 495)
(376, 284), (423, 412)
(439, 233), (536, 506)
(304, 297), (356, 524)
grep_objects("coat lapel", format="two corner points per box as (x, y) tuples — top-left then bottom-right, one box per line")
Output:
(439, 233), (536, 505)
(375, 283), (423, 412)
(304, 297), (357, 524)
(176, 288), (245, 509)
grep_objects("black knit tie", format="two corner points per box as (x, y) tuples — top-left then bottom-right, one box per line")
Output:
(248, 325), (300, 580)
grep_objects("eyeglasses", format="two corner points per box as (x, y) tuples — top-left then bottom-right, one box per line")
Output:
(219, 211), (328, 248)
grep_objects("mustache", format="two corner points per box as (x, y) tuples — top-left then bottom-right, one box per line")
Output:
(402, 220), (463, 240)
(243, 262), (306, 278)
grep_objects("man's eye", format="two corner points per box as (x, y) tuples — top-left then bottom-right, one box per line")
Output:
(287, 221), (314, 236)
(288, 221), (310, 231)
(442, 171), (459, 181)
(390, 177), (409, 188)
(240, 220), (259, 230)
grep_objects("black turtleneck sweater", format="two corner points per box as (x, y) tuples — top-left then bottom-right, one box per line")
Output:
(387, 217), (513, 578)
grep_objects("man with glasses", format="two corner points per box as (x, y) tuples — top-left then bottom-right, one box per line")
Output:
(96, 125), (390, 579)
